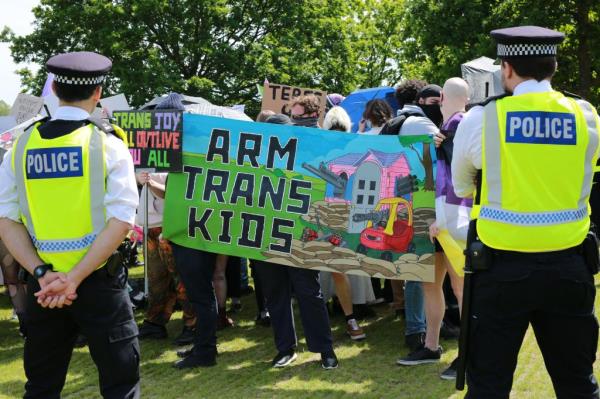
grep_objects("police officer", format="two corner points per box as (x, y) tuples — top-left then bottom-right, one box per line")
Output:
(452, 26), (599, 398)
(0, 52), (140, 398)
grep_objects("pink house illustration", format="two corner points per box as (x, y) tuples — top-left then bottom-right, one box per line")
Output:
(326, 149), (412, 233)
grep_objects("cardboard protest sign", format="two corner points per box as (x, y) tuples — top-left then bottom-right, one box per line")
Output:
(261, 83), (327, 124)
(10, 93), (44, 124)
(162, 115), (436, 281)
(113, 110), (183, 172)
(41, 94), (59, 118)
(100, 94), (130, 117)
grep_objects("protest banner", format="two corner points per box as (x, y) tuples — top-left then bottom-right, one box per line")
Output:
(113, 110), (183, 172)
(10, 93), (44, 124)
(261, 82), (328, 124)
(163, 115), (436, 281)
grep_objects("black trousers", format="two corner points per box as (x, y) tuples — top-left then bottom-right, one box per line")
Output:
(250, 264), (267, 312)
(172, 244), (217, 360)
(226, 256), (241, 299)
(466, 249), (599, 399)
(23, 267), (140, 399)
(254, 261), (333, 354)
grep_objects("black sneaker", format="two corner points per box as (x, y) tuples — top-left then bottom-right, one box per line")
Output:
(173, 326), (195, 346)
(177, 347), (219, 359)
(138, 320), (167, 340)
(272, 351), (297, 368)
(396, 346), (442, 366)
(404, 332), (425, 352)
(440, 358), (458, 380)
(172, 355), (216, 369)
(177, 348), (193, 359)
(255, 312), (271, 327)
(321, 351), (339, 370)
(440, 322), (460, 340)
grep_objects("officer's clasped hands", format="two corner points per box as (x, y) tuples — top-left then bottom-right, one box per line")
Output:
(34, 272), (79, 308)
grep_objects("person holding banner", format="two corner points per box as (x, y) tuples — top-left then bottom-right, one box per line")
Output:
(358, 99), (394, 135)
(397, 78), (470, 380)
(321, 106), (369, 340)
(385, 82), (442, 353)
(290, 95), (321, 128)
(135, 171), (197, 346)
(0, 51), (140, 398)
(253, 113), (338, 370)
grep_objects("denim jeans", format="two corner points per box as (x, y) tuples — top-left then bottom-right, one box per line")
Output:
(404, 281), (426, 335)
(240, 258), (249, 290)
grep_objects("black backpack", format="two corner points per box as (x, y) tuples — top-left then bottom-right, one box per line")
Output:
(380, 111), (423, 135)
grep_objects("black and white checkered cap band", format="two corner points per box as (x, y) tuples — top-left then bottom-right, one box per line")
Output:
(497, 43), (557, 57)
(53, 74), (106, 85)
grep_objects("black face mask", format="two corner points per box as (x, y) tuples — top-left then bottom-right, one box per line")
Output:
(291, 116), (319, 128)
(420, 104), (443, 127)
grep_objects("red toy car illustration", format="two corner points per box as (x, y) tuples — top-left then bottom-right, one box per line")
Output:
(356, 197), (415, 262)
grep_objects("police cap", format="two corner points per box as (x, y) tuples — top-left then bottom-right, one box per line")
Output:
(46, 51), (112, 86)
(491, 26), (565, 60)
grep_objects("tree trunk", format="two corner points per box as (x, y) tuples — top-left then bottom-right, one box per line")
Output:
(422, 144), (434, 191)
(575, 0), (591, 98)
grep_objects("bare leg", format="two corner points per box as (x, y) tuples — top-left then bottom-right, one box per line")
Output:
(446, 258), (464, 315)
(213, 255), (228, 309)
(331, 273), (353, 316)
(213, 255), (233, 328)
(423, 252), (448, 350)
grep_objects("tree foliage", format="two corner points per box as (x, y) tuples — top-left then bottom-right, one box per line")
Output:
(399, 0), (600, 103)
(2, 0), (406, 114)
(0, 100), (10, 116)
(3, 0), (598, 109)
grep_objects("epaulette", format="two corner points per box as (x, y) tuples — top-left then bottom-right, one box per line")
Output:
(23, 116), (50, 132)
(562, 90), (582, 100)
(86, 117), (125, 141)
(475, 93), (510, 107)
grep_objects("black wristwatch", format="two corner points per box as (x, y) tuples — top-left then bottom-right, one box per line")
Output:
(33, 264), (53, 280)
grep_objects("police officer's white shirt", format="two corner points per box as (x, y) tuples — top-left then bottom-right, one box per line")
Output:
(0, 106), (139, 225)
(451, 79), (553, 198)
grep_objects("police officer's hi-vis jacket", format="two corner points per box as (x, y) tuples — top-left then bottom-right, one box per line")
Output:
(11, 121), (127, 272)
(472, 91), (600, 252)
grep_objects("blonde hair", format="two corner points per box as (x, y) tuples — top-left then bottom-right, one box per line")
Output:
(323, 106), (352, 132)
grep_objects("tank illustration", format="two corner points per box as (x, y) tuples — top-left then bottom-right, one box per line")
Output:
(302, 162), (348, 198)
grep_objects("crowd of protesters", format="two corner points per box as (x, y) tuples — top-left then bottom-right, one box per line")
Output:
(0, 76), (471, 379)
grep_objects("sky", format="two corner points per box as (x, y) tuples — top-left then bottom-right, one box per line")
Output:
(1, 1), (39, 106)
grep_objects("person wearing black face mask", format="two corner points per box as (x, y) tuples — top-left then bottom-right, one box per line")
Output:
(289, 95), (321, 128)
(380, 81), (442, 363)
(417, 85), (443, 127)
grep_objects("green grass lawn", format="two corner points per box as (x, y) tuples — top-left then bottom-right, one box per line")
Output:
(0, 271), (599, 399)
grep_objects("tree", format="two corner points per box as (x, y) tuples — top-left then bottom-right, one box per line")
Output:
(1, 0), (409, 115)
(0, 100), (10, 116)
(399, 0), (600, 104)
